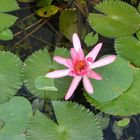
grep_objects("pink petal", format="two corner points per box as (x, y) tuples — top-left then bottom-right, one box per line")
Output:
(53, 56), (70, 68)
(87, 70), (102, 80)
(65, 76), (82, 100)
(77, 48), (84, 60)
(83, 76), (94, 94)
(66, 58), (73, 68)
(86, 43), (102, 62)
(70, 48), (78, 63)
(45, 69), (70, 78)
(90, 55), (116, 69)
(72, 33), (82, 52)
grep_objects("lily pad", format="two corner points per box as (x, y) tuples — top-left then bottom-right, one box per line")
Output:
(84, 32), (99, 47)
(0, 51), (22, 103)
(88, 0), (140, 38)
(26, 101), (103, 140)
(23, 48), (71, 100)
(0, 29), (13, 40)
(85, 67), (140, 116)
(0, 13), (17, 32)
(117, 118), (130, 127)
(115, 36), (140, 67)
(0, 97), (32, 139)
(89, 57), (133, 102)
(59, 9), (79, 41)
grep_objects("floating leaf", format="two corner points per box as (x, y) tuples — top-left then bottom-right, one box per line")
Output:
(0, 29), (13, 41)
(36, 5), (59, 18)
(23, 48), (71, 100)
(26, 101), (103, 140)
(0, 51), (22, 103)
(88, 57), (133, 102)
(59, 9), (78, 41)
(85, 67), (140, 116)
(59, 9), (86, 41)
(0, 97), (32, 139)
(88, 0), (140, 38)
(117, 118), (130, 127)
(84, 32), (99, 47)
(34, 76), (58, 91)
(0, 14), (17, 32)
(115, 36), (140, 67)
(0, 0), (19, 12)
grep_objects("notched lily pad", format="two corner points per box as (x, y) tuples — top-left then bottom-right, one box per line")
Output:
(26, 101), (103, 140)
(115, 36), (140, 67)
(0, 51), (22, 103)
(23, 48), (71, 100)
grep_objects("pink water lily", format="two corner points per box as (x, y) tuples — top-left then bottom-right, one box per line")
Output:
(45, 33), (116, 100)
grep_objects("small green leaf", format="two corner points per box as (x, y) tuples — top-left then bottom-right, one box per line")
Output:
(0, 29), (13, 41)
(117, 118), (130, 127)
(26, 101), (103, 140)
(88, 0), (140, 38)
(84, 32), (99, 47)
(34, 76), (58, 91)
(0, 13), (17, 31)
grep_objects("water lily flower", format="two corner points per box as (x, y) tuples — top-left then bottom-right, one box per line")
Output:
(45, 33), (116, 100)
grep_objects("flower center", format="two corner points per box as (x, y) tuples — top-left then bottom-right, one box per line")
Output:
(74, 60), (86, 73)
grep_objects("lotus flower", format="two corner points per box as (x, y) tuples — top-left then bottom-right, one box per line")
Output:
(46, 33), (116, 100)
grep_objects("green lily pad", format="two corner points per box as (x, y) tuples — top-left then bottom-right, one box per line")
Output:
(0, 13), (17, 32)
(84, 32), (99, 47)
(0, 51), (22, 103)
(0, 0), (19, 12)
(117, 118), (130, 127)
(85, 66), (140, 116)
(0, 29), (13, 41)
(0, 97), (32, 140)
(89, 57), (133, 102)
(26, 101), (103, 140)
(88, 0), (140, 38)
(115, 36), (140, 67)
(59, 9), (78, 41)
(23, 48), (71, 100)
